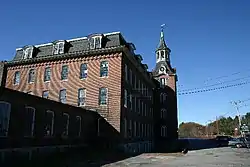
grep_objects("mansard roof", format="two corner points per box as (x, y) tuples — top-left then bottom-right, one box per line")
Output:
(13, 31), (127, 62)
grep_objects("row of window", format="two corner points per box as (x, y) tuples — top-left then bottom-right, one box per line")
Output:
(124, 89), (153, 117)
(27, 87), (107, 106)
(123, 118), (154, 138)
(13, 61), (109, 85)
(124, 64), (151, 97)
(22, 36), (103, 59)
(0, 101), (82, 137)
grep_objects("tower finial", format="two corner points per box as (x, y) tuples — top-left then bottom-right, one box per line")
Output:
(160, 24), (166, 38)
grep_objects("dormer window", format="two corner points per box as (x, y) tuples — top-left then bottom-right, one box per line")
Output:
(23, 46), (34, 59)
(89, 35), (102, 49)
(53, 41), (65, 55)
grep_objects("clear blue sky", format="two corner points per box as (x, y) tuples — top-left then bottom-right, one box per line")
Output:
(1, 0), (250, 125)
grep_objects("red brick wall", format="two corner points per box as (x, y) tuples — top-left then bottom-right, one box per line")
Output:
(5, 53), (123, 132)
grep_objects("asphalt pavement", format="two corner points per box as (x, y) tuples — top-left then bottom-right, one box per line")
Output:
(103, 147), (250, 167)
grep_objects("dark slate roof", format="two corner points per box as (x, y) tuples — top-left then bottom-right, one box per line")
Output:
(13, 32), (127, 61)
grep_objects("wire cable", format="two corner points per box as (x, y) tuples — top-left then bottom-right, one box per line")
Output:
(178, 80), (250, 96)
(178, 75), (250, 92)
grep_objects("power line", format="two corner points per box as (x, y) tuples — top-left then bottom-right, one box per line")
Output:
(178, 80), (250, 96)
(178, 75), (250, 92)
(203, 68), (250, 84)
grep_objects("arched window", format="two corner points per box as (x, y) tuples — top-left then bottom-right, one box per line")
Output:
(76, 116), (81, 137)
(0, 102), (11, 137)
(62, 113), (70, 137)
(44, 110), (54, 137)
(24, 107), (35, 137)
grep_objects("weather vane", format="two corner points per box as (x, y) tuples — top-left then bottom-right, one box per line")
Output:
(161, 24), (166, 31)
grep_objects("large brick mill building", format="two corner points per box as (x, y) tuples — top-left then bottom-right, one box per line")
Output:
(0, 29), (178, 153)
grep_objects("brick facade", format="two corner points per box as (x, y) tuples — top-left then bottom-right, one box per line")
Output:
(5, 53), (122, 132)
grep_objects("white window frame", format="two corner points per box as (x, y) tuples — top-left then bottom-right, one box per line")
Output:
(78, 88), (86, 106)
(44, 67), (51, 82)
(0, 101), (11, 137)
(28, 69), (35, 83)
(42, 90), (49, 99)
(59, 89), (67, 103)
(80, 63), (88, 79)
(99, 87), (108, 106)
(25, 107), (36, 137)
(14, 71), (20, 85)
(62, 113), (70, 137)
(100, 61), (109, 77)
(23, 47), (34, 59)
(53, 41), (65, 55)
(45, 110), (54, 136)
(76, 116), (82, 137)
(124, 89), (128, 107)
(89, 36), (102, 49)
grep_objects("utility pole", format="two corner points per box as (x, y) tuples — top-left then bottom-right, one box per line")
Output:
(230, 101), (242, 134)
(216, 116), (219, 135)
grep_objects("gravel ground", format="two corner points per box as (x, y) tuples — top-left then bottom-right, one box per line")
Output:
(103, 147), (250, 167)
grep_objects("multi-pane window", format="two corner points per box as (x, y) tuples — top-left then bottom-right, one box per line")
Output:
(128, 120), (132, 137)
(61, 65), (68, 80)
(23, 47), (33, 59)
(129, 94), (132, 110)
(53, 42), (64, 55)
(59, 89), (67, 103)
(123, 118), (127, 138)
(42, 90), (49, 99)
(125, 64), (128, 81)
(134, 121), (137, 137)
(130, 69), (132, 85)
(28, 69), (35, 83)
(80, 63), (88, 79)
(89, 36), (102, 49)
(44, 110), (54, 136)
(62, 113), (69, 137)
(160, 78), (166, 87)
(14, 71), (20, 85)
(124, 89), (128, 107)
(24, 107), (35, 137)
(0, 102), (11, 137)
(44, 67), (51, 82)
(78, 88), (86, 106)
(99, 87), (108, 105)
(76, 116), (81, 137)
(161, 109), (166, 118)
(161, 126), (167, 137)
(100, 61), (108, 77)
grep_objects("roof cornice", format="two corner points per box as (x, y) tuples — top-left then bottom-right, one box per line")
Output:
(7, 46), (126, 66)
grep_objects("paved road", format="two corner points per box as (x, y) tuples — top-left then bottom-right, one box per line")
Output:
(103, 147), (250, 167)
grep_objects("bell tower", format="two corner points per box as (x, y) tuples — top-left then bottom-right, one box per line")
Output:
(152, 24), (177, 91)
(156, 24), (171, 64)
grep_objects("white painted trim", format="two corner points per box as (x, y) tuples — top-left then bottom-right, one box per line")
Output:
(16, 31), (121, 51)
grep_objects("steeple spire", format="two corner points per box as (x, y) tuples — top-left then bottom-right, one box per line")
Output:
(157, 24), (167, 50)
